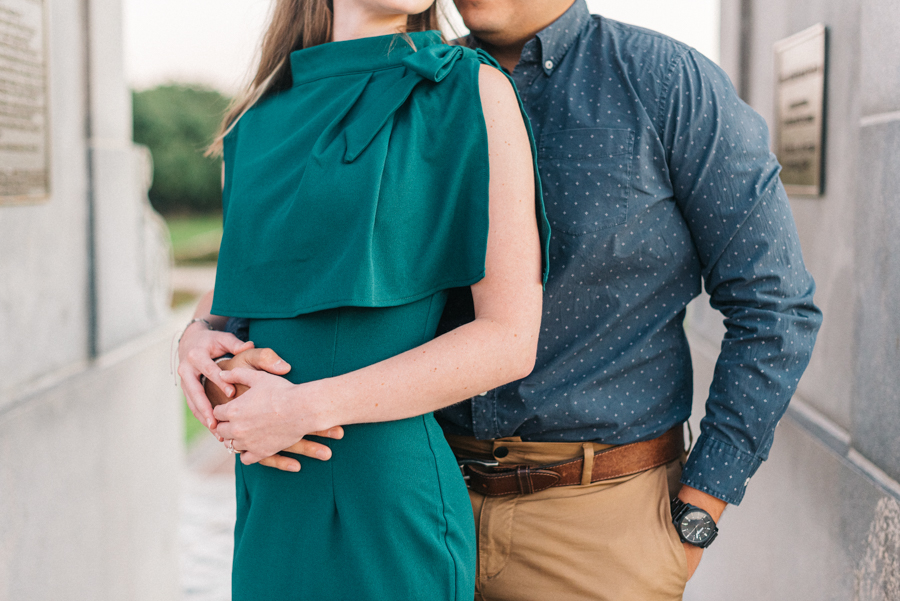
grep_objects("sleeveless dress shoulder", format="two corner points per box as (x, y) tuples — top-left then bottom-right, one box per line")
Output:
(214, 31), (548, 318)
(212, 31), (548, 600)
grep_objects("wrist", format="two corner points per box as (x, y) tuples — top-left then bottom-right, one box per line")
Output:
(180, 317), (214, 342)
(671, 489), (723, 549)
(289, 377), (344, 434)
(677, 485), (727, 523)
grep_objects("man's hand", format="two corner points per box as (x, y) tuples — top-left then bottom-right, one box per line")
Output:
(256, 426), (345, 472)
(676, 485), (727, 580)
(204, 347), (291, 407)
(207, 348), (344, 472)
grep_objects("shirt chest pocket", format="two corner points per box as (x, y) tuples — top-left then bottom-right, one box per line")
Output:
(538, 128), (635, 235)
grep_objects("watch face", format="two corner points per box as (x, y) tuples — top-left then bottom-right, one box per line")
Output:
(679, 510), (715, 544)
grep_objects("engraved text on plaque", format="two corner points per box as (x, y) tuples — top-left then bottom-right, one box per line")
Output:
(774, 24), (827, 197)
(0, 0), (49, 203)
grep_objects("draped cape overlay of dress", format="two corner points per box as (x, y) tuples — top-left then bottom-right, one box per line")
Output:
(212, 31), (549, 600)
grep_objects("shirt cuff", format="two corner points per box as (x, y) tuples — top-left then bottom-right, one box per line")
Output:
(680, 433), (763, 505)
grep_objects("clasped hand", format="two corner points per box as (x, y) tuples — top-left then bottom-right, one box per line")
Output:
(178, 321), (342, 472)
(212, 363), (333, 466)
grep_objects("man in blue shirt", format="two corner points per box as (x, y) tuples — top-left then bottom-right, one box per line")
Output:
(436, 0), (822, 598)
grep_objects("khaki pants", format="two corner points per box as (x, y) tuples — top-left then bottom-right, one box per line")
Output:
(447, 436), (689, 601)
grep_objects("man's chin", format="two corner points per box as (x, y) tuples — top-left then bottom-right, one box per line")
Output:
(457, 23), (518, 47)
(453, 1), (513, 38)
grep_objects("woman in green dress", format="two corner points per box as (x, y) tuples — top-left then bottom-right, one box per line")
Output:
(176, 0), (549, 598)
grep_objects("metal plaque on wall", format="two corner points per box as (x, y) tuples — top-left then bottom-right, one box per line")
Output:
(0, 0), (50, 204)
(774, 24), (827, 197)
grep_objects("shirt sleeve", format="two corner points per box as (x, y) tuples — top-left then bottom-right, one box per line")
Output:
(658, 48), (823, 505)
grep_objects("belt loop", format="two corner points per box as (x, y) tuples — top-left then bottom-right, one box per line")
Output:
(516, 467), (535, 494)
(581, 443), (595, 486)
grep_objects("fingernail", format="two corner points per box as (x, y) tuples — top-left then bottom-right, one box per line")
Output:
(226, 386), (234, 397)
(290, 464), (300, 472)
(274, 360), (282, 367)
(316, 449), (331, 460)
(207, 419), (214, 428)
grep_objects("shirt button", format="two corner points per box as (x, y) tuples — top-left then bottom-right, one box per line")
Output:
(493, 446), (510, 459)
(544, 60), (554, 70)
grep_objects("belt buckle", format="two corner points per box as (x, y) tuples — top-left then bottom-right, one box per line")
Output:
(457, 458), (500, 481)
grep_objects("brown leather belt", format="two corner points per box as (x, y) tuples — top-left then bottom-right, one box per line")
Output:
(461, 427), (685, 497)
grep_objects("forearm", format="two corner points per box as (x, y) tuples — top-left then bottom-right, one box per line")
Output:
(190, 289), (228, 330)
(299, 311), (540, 431)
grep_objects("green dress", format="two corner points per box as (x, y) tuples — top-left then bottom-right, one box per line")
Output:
(212, 31), (549, 600)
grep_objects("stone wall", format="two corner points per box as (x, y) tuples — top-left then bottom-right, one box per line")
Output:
(0, 0), (179, 598)
(685, 1), (900, 598)
(0, 329), (182, 601)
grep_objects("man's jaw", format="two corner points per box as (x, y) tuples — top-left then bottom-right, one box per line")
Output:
(453, 0), (577, 50)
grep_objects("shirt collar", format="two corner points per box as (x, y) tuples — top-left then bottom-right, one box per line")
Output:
(532, 0), (591, 74)
(467, 0), (591, 75)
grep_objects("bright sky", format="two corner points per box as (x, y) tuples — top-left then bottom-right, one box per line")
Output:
(123, 0), (720, 93)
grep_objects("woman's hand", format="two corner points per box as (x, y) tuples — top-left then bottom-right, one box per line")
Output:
(207, 349), (344, 471)
(178, 318), (254, 430)
(213, 369), (333, 466)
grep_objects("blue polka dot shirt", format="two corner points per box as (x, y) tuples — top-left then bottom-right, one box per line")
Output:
(435, 0), (822, 505)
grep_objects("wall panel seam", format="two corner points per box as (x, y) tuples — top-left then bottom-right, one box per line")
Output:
(0, 316), (181, 420)
(859, 110), (900, 128)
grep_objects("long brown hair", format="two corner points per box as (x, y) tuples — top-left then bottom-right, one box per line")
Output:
(207, 0), (442, 156)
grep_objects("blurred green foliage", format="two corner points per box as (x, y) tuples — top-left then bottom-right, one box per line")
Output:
(132, 85), (230, 214)
(167, 213), (223, 264)
(167, 213), (223, 249)
(182, 394), (208, 446)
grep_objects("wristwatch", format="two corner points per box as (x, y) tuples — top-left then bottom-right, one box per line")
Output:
(671, 497), (718, 548)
